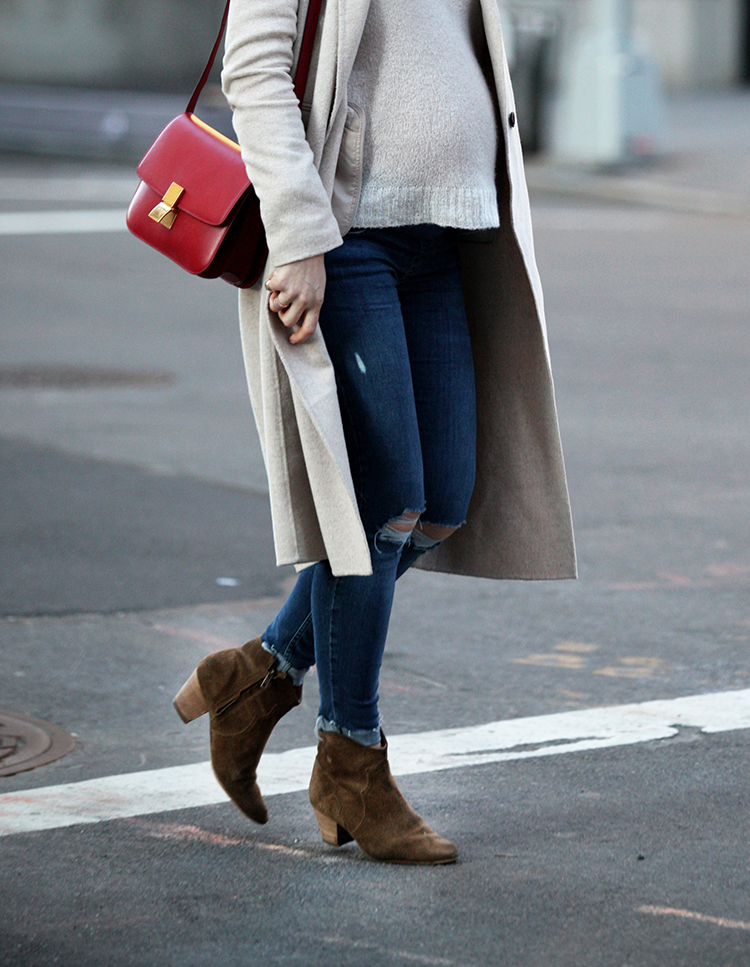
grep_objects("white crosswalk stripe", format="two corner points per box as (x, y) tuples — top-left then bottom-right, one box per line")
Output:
(0, 209), (127, 235)
(1, 688), (749, 838)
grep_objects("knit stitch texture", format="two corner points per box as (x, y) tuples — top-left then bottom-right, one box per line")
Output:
(349, 0), (500, 230)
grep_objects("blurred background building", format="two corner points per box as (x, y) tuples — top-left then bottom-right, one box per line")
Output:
(0, 0), (748, 159)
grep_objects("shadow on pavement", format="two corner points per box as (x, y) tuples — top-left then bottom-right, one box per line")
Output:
(0, 436), (287, 615)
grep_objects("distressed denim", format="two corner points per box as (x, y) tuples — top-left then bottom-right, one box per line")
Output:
(263, 225), (476, 744)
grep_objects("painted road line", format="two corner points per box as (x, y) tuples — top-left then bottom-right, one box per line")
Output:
(0, 210), (127, 235)
(1, 688), (749, 837)
(638, 906), (750, 932)
(0, 178), (136, 203)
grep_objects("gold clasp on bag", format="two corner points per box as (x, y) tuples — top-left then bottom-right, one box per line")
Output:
(148, 182), (185, 229)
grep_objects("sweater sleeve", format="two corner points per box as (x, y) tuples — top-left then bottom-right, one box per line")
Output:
(221, 0), (343, 268)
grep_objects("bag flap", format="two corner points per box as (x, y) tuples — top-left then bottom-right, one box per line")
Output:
(137, 113), (251, 226)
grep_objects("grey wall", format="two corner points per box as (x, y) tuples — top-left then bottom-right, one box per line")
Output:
(632, 0), (743, 89)
(0, 0), (745, 92)
(0, 0), (226, 91)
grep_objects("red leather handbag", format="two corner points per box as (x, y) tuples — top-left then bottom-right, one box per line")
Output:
(126, 0), (322, 289)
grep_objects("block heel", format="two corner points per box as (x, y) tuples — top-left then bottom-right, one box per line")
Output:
(173, 669), (208, 723)
(313, 807), (353, 847)
(172, 637), (302, 823)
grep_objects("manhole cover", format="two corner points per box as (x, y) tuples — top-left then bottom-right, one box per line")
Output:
(0, 710), (75, 776)
(0, 366), (174, 389)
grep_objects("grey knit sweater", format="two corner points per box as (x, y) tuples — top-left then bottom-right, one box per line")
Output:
(349, 0), (500, 230)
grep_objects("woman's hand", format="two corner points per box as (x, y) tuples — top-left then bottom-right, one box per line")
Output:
(265, 255), (326, 344)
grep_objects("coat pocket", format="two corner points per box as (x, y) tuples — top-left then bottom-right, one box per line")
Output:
(331, 103), (365, 235)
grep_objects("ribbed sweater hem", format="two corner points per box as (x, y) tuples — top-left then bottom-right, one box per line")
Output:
(352, 185), (500, 230)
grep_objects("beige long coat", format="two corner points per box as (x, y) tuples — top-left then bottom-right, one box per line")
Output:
(222, 0), (576, 580)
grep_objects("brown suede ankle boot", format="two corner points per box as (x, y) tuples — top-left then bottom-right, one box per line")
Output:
(308, 730), (458, 864)
(173, 636), (301, 824)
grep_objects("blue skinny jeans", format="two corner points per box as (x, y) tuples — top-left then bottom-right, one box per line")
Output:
(263, 225), (477, 744)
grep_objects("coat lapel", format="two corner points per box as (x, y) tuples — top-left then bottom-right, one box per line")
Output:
(478, 0), (516, 118)
(328, 0), (372, 135)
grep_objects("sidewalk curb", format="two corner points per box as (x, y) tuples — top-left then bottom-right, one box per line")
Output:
(2, 85), (749, 218)
(526, 161), (750, 217)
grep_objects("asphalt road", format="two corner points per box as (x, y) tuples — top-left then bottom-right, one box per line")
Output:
(1, 159), (749, 967)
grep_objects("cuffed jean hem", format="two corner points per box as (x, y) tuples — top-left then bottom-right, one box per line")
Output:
(261, 639), (308, 687)
(316, 716), (382, 747)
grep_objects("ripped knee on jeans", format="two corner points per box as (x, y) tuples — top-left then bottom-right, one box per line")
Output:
(412, 521), (461, 550)
(376, 510), (421, 547)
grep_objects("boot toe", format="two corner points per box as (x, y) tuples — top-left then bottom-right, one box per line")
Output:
(374, 830), (458, 865)
(217, 774), (269, 824)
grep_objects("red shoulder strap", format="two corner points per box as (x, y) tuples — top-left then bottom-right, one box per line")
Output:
(292, 0), (323, 103)
(187, 0), (323, 116)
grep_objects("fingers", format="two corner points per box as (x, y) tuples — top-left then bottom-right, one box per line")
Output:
(288, 311), (319, 345)
(274, 298), (314, 344)
(265, 254), (326, 344)
(268, 291), (293, 315)
(270, 293), (315, 343)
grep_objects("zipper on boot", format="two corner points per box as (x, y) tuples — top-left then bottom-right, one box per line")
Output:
(174, 655), (285, 723)
(214, 665), (284, 716)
